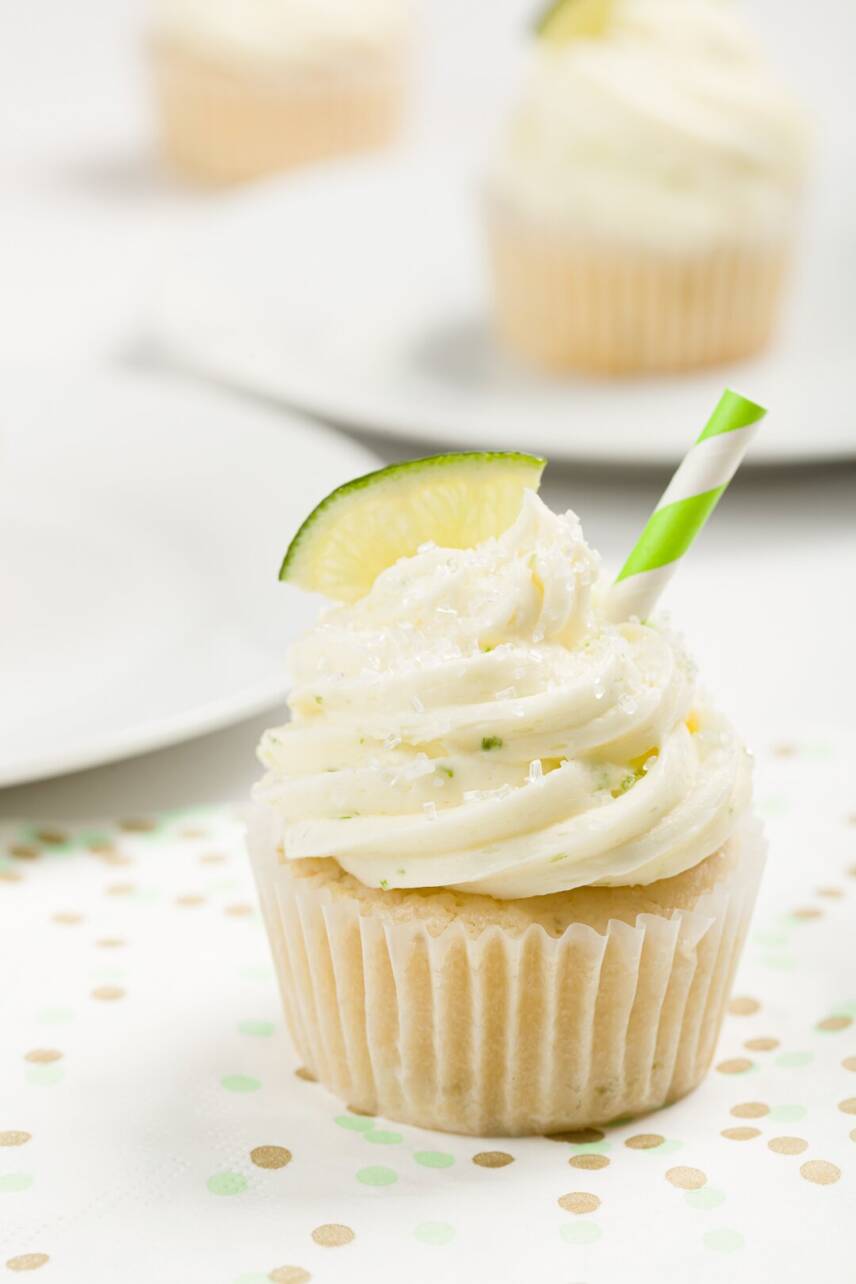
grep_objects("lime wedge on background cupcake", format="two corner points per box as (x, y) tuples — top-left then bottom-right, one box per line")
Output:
(279, 451), (545, 602)
(534, 0), (614, 40)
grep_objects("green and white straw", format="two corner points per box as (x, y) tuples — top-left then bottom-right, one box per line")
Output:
(605, 389), (767, 623)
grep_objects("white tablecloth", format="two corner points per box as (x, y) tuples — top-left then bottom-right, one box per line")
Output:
(3, 731), (853, 1283)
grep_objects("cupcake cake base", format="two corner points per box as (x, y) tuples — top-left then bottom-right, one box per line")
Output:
(151, 41), (404, 185)
(486, 204), (790, 376)
(249, 805), (765, 1136)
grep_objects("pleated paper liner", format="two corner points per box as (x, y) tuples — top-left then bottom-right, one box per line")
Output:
(151, 39), (406, 184)
(485, 199), (791, 375)
(249, 805), (765, 1137)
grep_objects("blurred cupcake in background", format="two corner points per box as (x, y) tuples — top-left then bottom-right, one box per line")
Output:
(150, 0), (411, 184)
(486, 0), (810, 375)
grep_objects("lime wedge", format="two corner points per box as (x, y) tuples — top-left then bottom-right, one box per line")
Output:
(534, 0), (614, 41)
(280, 452), (546, 602)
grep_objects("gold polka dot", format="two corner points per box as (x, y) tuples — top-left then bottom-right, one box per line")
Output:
(728, 996), (760, 1017)
(842, 1056), (856, 1072)
(119, 818), (156, 833)
(225, 903), (254, 917)
(849, 862), (856, 877)
(36, 829), (67, 846)
(558, 1191), (600, 1215)
(96, 937), (126, 949)
(768, 1136), (808, 1155)
(180, 827), (208, 840)
(546, 1127), (605, 1144)
(5, 1254), (49, 1272)
(268, 1268), (311, 1284)
(772, 743), (797, 757)
(346, 1104), (376, 1118)
(175, 893), (205, 907)
(24, 1049), (61, 1064)
(800, 1160), (841, 1185)
(716, 1057), (754, 1075)
(625, 1134), (664, 1150)
(721, 1126), (761, 1141)
(744, 1037), (779, 1052)
(472, 1151), (515, 1168)
(0, 1132), (31, 1147)
(817, 1016), (852, 1032)
(200, 852), (227, 864)
(91, 986), (125, 1001)
(311, 1224), (354, 1248)
(51, 912), (82, 925)
(850, 1129), (856, 1143)
(0, 868), (22, 883)
(569, 1154), (610, 1171)
(87, 839), (115, 855)
(665, 1166), (707, 1190)
(105, 882), (135, 897)
(792, 907), (822, 921)
(9, 845), (39, 861)
(817, 886), (844, 899)
(92, 850), (133, 867)
(294, 1066), (316, 1083)
(250, 1145), (292, 1170)
(835, 1098), (856, 1118)
(731, 1102), (769, 1119)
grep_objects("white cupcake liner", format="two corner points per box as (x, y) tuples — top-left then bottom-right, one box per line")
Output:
(248, 806), (765, 1136)
(485, 199), (792, 375)
(151, 39), (405, 184)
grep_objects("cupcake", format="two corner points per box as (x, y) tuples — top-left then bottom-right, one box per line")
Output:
(248, 452), (764, 1136)
(486, 0), (809, 374)
(149, 0), (410, 184)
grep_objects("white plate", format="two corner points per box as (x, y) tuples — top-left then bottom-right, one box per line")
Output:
(0, 369), (379, 787)
(153, 152), (856, 467)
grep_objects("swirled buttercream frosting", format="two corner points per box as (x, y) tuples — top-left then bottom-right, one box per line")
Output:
(255, 492), (751, 898)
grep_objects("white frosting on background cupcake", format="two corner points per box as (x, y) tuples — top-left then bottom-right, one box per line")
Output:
(491, 0), (809, 251)
(256, 492), (752, 899)
(151, 0), (409, 72)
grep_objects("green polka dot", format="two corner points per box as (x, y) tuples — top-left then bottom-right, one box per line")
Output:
(833, 1000), (856, 1016)
(560, 1222), (602, 1245)
(568, 1141), (611, 1156)
(686, 1187), (726, 1211)
(221, 1074), (261, 1093)
(207, 1172), (248, 1196)
(336, 1114), (374, 1132)
(25, 1065), (64, 1087)
(640, 1140), (684, 1157)
(761, 954), (797, 971)
(237, 1019), (275, 1037)
(356, 1165), (398, 1186)
(704, 1229), (745, 1253)
(0, 1173), (34, 1193)
(233, 1275), (270, 1284)
(775, 1051), (813, 1069)
(413, 1150), (455, 1168)
(36, 1006), (74, 1024)
(753, 929), (789, 948)
(93, 966), (126, 981)
(364, 1129), (403, 1145)
(414, 1222), (456, 1246)
(768, 1104), (807, 1123)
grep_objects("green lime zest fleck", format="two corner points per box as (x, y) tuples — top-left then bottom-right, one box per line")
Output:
(481, 736), (503, 751)
(379, 879), (389, 891)
(314, 694), (324, 705)
(438, 765), (454, 778)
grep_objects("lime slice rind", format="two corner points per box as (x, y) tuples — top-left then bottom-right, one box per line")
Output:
(280, 451), (546, 603)
(533, 0), (613, 41)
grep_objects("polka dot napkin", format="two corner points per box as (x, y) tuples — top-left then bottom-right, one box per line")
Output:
(1, 737), (853, 1283)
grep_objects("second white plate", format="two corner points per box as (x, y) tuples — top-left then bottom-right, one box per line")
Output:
(0, 369), (379, 786)
(152, 152), (855, 468)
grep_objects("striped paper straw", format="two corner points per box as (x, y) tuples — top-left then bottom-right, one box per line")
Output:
(605, 389), (767, 623)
